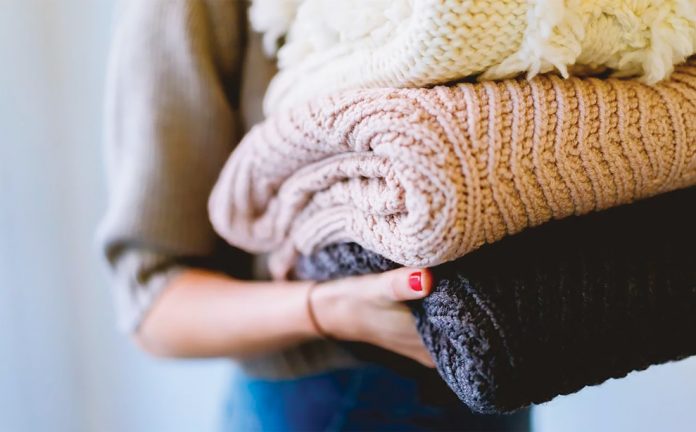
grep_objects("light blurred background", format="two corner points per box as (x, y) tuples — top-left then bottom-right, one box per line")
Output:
(1, 1), (696, 431)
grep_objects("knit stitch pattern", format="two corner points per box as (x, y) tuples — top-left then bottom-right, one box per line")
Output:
(209, 60), (696, 278)
(252, 0), (696, 114)
(295, 187), (696, 413)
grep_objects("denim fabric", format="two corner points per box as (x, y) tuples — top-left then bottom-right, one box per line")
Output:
(221, 365), (529, 432)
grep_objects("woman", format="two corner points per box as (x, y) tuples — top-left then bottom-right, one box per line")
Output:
(99, 1), (529, 430)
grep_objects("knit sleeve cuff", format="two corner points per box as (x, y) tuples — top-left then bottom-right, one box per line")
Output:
(109, 248), (186, 333)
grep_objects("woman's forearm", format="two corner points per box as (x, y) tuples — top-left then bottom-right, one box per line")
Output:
(135, 266), (434, 366)
(135, 269), (319, 358)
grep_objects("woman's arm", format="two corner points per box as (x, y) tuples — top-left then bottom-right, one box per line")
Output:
(100, 0), (434, 368)
(136, 267), (435, 367)
(99, 0), (247, 332)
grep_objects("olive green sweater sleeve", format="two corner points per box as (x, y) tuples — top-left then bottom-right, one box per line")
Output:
(98, 0), (246, 331)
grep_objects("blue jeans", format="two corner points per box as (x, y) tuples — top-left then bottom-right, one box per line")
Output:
(221, 365), (529, 431)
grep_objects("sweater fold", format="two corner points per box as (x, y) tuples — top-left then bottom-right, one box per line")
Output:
(210, 60), (696, 279)
(295, 187), (696, 413)
(251, 0), (696, 113)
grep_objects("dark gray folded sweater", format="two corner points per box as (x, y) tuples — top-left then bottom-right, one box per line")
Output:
(295, 187), (696, 414)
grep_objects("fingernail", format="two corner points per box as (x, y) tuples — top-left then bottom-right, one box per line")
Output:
(408, 272), (422, 291)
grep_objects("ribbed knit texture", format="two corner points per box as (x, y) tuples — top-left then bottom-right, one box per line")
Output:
(295, 187), (696, 413)
(210, 60), (696, 279)
(252, 0), (696, 114)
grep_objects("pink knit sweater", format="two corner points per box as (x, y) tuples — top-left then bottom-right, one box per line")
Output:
(209, 60), (696, 278)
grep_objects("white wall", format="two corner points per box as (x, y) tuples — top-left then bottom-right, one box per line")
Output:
(0, 2), (230, 431)
(534, 358), (696, 431)
(2, 1), (696, 432)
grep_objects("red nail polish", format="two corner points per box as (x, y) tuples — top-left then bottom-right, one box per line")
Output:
(409, 272), (423, 291)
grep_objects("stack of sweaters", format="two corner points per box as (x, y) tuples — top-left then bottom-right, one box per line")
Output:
(209, 1), (696, 414)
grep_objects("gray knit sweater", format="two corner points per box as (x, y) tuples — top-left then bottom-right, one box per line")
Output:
(98, 0), (357, 378)
(297, 187), (696, 413)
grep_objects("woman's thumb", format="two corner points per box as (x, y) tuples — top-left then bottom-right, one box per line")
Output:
(380, 268), (432, 301)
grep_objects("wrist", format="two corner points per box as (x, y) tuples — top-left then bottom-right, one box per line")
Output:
(310, 280), (357, 342)
(305, 282), (332, 339)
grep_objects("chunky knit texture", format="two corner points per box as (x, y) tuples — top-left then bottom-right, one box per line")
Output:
(251, 0), (696, 114)
(209, 60), (696, 278)
(295, 187), (696, 413)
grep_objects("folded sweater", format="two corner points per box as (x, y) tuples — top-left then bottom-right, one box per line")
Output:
(295, 187), (696, 413)
(250, 0), (696, 113)
(209, 60), (696, 279)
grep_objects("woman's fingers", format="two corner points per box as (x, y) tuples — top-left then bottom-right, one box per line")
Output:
(311, 267), (436, 367)
(412, 347), (436, 368)
(387, 326), (436, 368)
(377, 268), (433, 302)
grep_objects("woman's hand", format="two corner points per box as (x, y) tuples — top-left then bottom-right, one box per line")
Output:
(135, 267), (434, 368)
(310, 268), (435, 368)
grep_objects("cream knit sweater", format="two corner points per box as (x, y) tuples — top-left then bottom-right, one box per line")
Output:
(210, 60), (696, 278)
(251, 0), (696, 115)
